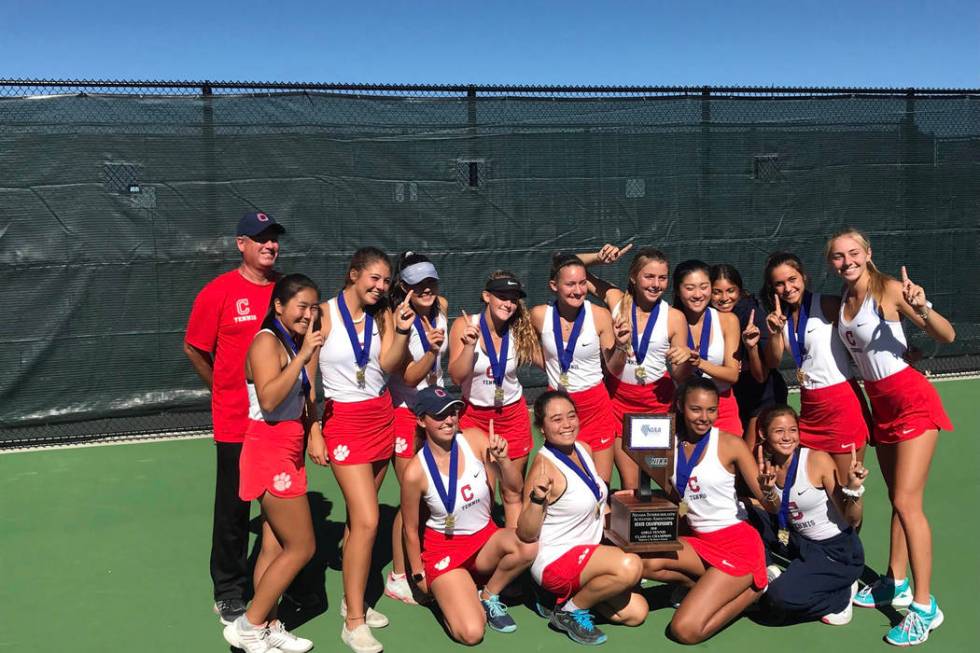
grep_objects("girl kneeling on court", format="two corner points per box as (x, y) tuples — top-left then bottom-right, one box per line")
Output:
(401, 386), (537, 645)
(752, 405), (867, 626)
(226, 274), (322, 653)
(519, 390), (649, 647)
(641, 377), (775, 645)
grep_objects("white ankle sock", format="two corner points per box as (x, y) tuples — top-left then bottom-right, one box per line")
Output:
(562, 599), (582, 613)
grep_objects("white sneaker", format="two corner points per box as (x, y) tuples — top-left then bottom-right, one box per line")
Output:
(223, 616), (283, 653)
(267, 620), (314, 653)
(822, 582), (858, 626)
(341, 623), (383, 653)
(384, 572), (418, 605)
(340, 598), (390, 628)
(767, 564), (783, 583)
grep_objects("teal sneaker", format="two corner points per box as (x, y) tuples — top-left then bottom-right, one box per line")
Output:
(885, 597), (944, 647)
(854, 577), (913, 609)
(480, 592), (517, 633)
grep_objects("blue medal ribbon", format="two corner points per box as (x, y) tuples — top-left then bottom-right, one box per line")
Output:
(777, 449), (802, 533)
(271, 318), (311, 395)
(479, 313), (509, 389)
(543, 442), (602, 502)
(552, 302), (586, 376)
(786, 291), (812, 369)
(413, 312), (438, 373)
(675, 432), (711, 499)
(422, 436), (459, 518)
(631, 300), (661, 364)
(686, 309), (713, 377)
(337, 293), (373, 369)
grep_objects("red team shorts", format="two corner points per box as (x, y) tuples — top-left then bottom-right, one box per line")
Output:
(863, 366), (953, 445)
(392, 406), (422, 459)
(540, 544), (599, 601)
(459, 399), (533, 459)
(239, 418), (308, 501)
(682, 521), (767, 590)
(798, 379), (871, 452)
(421, 521), (499, 584)
(714, 388), (744, 438)
(552, 383), (616, 452)
(606, 374), (675, 437)
(322, 393), (396, 465)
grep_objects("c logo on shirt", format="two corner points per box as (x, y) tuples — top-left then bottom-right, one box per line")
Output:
(844, 330), (856, 347)
(687, 476), (700, 493)
(236, 298), (250, 316)
(789, 501), (804, 522)
(460, 484), (474, 502)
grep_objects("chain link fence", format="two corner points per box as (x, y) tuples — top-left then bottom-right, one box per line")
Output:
(1, 80), (977, 447)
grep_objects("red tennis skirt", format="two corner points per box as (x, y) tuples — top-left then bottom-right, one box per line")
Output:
(682, 521), (767, 590)
(551, 383), (616, 452)
(392, 406), (422, 459)
(459, 399), (533, 459)
(606, 374), (675, 437)
(322, 394), (396, 465)
(864, 366), (953, 445)
(714, 388), (744, 438)
(540, 544), (599, 601)
(799, 379), (871, 452)
(239, 418), (308, 501)
(422, 521), (499, 584)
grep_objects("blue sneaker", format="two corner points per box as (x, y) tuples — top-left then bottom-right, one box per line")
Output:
(885, 597), (944, 647)
(549, 608), (607, 646)
(854, 577), (913, 609)
(480, 592), (517, 633)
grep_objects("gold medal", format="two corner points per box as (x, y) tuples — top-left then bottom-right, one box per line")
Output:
(494, 386), (504, 403)
(634, 366), (647, 381)
(426, 371), (438, 385)
(678, 499), (689, 517)
(795, 368), (807, 385)
(595, 502), (603, 520)
(356, 367), (367, 386)
(559, 372), (570, 389)
(444, 514), (455, 532)
(778, 528), (790, 546)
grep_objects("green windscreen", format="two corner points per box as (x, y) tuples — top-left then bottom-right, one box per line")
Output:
(0, 86), (977, 441)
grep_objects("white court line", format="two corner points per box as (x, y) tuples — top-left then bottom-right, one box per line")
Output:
(0, 431), (213, 455)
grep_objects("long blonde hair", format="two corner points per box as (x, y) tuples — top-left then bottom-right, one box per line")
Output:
(484, 270), (541, 367)
(617, 248), (670, 335)
(825, 227), (892, 304)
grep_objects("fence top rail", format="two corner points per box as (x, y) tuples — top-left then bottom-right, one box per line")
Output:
(1, 79), (978, 97)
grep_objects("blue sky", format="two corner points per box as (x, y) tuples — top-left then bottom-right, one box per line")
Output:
(2, 0), (977, 87)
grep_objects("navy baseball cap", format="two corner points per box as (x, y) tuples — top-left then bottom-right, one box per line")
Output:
(484, 275), (526, 298)
(414, 386), (465, 417)
(236, 211), (286, 237)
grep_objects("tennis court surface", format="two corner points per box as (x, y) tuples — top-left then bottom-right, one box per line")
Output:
(2, 378), (976, 652)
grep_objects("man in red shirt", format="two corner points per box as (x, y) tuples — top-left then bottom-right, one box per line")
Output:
(184, 211), (285, 625)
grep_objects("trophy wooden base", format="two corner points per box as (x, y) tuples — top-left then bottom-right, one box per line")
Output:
(605, 490), (682, 553)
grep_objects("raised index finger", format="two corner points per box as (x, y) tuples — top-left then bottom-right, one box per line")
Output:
(901, 266), (909, 284)
(421, 315), (433, 331)
(756, 445), (764, 467)
(401, 289), (415, 307)
(849, 442), (856, 464)
(619, 243), (634, 256)
(749, 309), (756, 324)
(460, 308), (470, 321)
(773, 293), (782, 316)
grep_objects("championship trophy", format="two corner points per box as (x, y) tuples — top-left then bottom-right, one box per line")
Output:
(604, 412), (682, 552)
